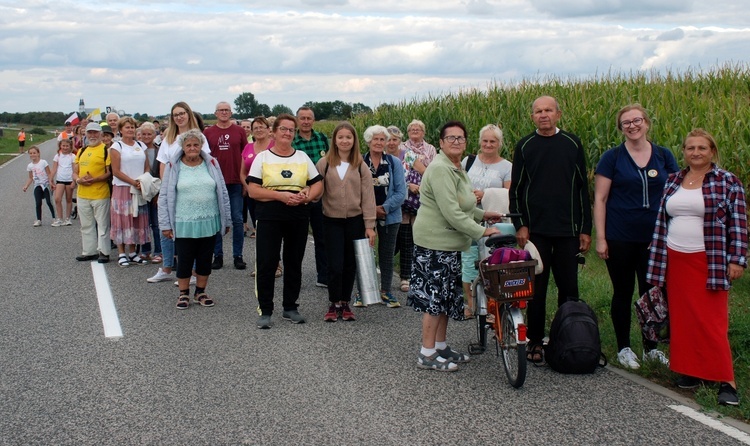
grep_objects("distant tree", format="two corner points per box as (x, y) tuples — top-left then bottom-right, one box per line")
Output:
(270, 104), (293, 116)
(352, 102), (373, 115)
(234, 92), (259, 119)
(256, 103), (272, 118)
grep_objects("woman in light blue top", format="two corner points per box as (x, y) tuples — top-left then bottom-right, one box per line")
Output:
(158, 129), (231, 309)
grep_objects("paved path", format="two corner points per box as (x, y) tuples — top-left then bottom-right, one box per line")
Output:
(1, 141), (749, 445)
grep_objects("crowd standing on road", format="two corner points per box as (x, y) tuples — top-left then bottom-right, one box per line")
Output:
(20, 95), (746, 407)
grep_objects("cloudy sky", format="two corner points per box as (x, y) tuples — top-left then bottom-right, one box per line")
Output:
(1, 0), (748, 117)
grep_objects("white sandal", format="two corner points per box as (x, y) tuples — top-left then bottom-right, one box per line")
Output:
(118, 254), (130, 267)
(400, 279), (409, 292)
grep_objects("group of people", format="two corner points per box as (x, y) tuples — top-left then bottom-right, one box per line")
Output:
(21, 95), (746, 407)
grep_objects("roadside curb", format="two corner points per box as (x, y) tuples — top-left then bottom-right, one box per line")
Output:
(607, 364), (750, 435)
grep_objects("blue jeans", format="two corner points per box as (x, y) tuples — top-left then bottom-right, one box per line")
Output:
(161, 233), (175, 269)
(214, 183), (244, 258)
(142, 200), (162, 256)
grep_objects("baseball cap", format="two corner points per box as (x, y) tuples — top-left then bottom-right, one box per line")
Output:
(101, 125), (115, 136)
(85, 122), (103, 132)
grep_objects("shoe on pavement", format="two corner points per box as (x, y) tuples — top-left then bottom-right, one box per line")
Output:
(51, 219), (63, 227)
(147, 268), (175, 283)
(257, 315), (272, 329)
(718, 382), (740, 406)
(676, 375), (701, 389)
(173, 276), (197, 286)
(417, 352), (458, 372)
(436, 346), (470, 363)
(234, 256), (247, 270)
(64, 219), (72, 226)
(382, 291), (401, 308)
(400, 279), (409, 292)
(282, 309), (306, 324)
(211, 256), (223, 270)
(76, 254), (98, 261)
(324, 305), (338, 322)
(643, 349), (669, 366)
(340, 303), (356, 321)
(352, 293), (365, 307)
(97, 252), (110, 264)
(33, 220), (42, 227)
(617, 347), (640, 369)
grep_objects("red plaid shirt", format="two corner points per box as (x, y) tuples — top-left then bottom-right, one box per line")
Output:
(647, 164), (748, 290)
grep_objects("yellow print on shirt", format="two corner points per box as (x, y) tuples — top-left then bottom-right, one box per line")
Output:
(261, 162), (310, 192)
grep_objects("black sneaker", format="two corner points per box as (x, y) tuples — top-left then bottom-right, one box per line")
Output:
(234, 256), (247, 270)
(718, 383), (740, 406)
(676, 375), (701, 389)
(211, 256), (223, 270)
(98, 252), (110, 263)
(76, 254), (97, 261)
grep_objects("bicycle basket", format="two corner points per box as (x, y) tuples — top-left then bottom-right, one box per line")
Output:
(479, 259), (537, 302)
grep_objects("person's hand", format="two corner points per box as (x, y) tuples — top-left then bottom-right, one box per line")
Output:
(366, 228), (377, 247)
(376, 206), (386, 219)
(728, 263), (745, 281)
(162, 229), (174, 239)
(22, 185), (28, 192)
(278, 191), (299, 206)
(133, 180), (141, 191)
(595, 238), (608, 260)
(483, 226), (500, 237)
(408, 183), (420, 195)
(473, 189), (483, 204)
(579, 234), (592, 253)
(483, 211), (502, 224)
(516, 226), (529, 248)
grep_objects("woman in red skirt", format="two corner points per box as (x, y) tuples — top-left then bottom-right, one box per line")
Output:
(647, 128), (747, 406)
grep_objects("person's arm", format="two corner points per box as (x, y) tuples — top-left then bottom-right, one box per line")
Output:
(22, 171), (33, 192)
(509, 140), (528, 246)
(727, 178), (748, 274)
(593, 174), (612, 260)
(382, 158), (406, 215)
(427, 166), (485, 241)
(360, 163), (377, 233)
(240, 161), (250, 196)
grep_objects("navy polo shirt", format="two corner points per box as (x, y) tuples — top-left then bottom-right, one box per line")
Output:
(595, 143), (679, 243)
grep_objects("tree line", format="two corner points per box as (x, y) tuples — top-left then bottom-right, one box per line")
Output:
(233, 92), (372, 121)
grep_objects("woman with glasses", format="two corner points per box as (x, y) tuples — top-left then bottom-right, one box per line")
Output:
(408, 121), (502, 371)
(147, 101), (209, 284)
(248, 114), (323, 329)
(398, 119), (437, 293)
(594, 104), (678, 369)
(241, 117), (275, 239)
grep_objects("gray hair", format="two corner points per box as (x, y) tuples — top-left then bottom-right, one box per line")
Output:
(386, 125), (403, 141)
(478, 124), (503, 147)
(179, 128), (205, 148)
(139, 122), (157, 133)
(363, 125), (389, 143)
(406, 119), (425, 133)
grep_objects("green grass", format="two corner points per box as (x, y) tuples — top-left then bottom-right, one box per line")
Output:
(0, 126), (56, 165)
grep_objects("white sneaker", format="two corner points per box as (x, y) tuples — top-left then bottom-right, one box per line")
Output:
(33, 220), (42, 227)
(643, 349), (670, 366)
(617, 347), (640, 369)
(146, 268), (175, 283)
(64, 219), (72, 226)
(51, 219), (63, 227)
(173, 276), (197, 286)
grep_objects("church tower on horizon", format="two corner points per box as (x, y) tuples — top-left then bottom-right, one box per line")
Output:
(79, 99), (85, 114)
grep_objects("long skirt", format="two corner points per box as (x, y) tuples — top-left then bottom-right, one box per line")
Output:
(110, 185), (150, 245)
(666, 248), (734, 382)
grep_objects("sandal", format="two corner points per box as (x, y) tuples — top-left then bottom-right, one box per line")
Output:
(275, 265), (283, 278)
(526, 342), (544, 364)
(436, 346), (471, 363)
(176, 294), (190, 310)
(151, 254), (163, 264)
(400, 279), (409, 292)
(417, 352), (458, 372)
(464, 307), (475, 320)
(249, 231), (256, 239)
(128, 253), (149, 265)
(118, 254), (130, 267)
(194, 292), (215, 307)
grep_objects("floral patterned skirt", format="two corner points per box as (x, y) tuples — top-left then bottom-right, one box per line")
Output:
(110, 185), (150, 245)
(407, 245), (464, 320)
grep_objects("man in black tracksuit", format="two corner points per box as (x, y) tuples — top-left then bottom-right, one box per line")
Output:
(509, 95), (592, 363)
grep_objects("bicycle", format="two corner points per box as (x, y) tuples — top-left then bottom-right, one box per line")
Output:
(468, 221), (537, 388)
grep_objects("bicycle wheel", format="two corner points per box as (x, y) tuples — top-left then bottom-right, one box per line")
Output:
(498, 307), (527, 388)
(472, 281), (488, 353)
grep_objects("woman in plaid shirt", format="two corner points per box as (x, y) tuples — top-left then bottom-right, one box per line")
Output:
(647, 128), (747, 406)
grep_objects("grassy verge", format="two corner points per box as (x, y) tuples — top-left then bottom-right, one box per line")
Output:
(0, 127), (56, 166)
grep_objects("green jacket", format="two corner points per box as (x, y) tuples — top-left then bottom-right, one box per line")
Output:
(413, 152), (485, 252)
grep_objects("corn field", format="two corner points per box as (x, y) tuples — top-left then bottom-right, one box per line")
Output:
(349, 62), (750, 187)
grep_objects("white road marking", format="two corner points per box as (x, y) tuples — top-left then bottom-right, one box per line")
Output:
(91, 262), (123, 338)
(669, 404), (750, 444)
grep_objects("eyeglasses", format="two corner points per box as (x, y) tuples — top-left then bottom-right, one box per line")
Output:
(620, 117), (644, 128)
(443, 136), (467, 144)
(252, 126), (268, 131)
(408, 128), (423, 133)
(277, 126), (296, 134)
(216, 108), (231, 113)
(172, 111), (188, 119)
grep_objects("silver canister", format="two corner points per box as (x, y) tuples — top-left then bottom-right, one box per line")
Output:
(353, 238), (381, 306)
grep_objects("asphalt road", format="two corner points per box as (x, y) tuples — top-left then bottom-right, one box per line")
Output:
(1, 140), (749, 445)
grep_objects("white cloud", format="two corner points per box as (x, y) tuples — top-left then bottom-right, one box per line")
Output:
(0, 0), (748, 115)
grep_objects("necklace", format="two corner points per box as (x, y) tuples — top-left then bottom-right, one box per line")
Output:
(686, 174), (704, 186)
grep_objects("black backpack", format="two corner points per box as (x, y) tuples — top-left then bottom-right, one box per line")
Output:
(544, 300), (607, 374)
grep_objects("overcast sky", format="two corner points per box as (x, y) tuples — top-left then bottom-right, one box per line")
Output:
(1, 0), (748, 117)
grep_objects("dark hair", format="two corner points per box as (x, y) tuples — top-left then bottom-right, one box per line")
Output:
(439, 120), (467, 140)
(193, 111), (205, 131)
(296, 106), (314, 117)
(251, 116), (270, 130)
(273, 113), (298, 132)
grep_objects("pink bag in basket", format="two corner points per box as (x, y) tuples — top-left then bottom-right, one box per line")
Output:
(488, 247), (531, 265)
